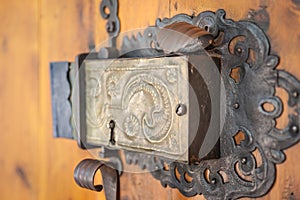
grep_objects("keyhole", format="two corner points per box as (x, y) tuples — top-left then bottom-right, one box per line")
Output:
(109, 120), (116, 145)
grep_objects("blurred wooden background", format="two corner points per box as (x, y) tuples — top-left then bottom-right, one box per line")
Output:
(0, 0), (299, 199)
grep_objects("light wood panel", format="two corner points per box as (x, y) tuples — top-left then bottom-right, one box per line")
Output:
(0, 0), (39, 199)
(38, 0), (105, 199)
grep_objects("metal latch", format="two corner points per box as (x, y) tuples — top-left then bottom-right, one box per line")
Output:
(51, 53), (221, 163)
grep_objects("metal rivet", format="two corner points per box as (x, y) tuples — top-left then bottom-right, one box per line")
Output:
(176, 104), (187, 116)
(148, 32), (152, 37)
(236, 47), (242, 54)
(233, 103), (240, 109)
(291, 125), (299, 133)
(211, 178), (216, 184)
(293, 91), (299, 98)
(241, 157), (247, 164)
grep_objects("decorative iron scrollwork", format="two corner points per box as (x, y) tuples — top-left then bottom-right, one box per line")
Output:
(50, 4), (300, 199)
(74, 159), (119, 199)
(100, 0), (120, 47)
(120, 9), (300, 199)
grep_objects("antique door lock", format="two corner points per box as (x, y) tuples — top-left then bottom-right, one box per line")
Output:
(50, 1), (300, 199)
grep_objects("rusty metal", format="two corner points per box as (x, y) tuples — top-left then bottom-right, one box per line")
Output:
(156, 22), (213, 53)
(74, 159), (119, 200)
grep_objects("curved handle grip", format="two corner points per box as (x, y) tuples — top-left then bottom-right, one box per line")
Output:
(74, 159), (119, 200)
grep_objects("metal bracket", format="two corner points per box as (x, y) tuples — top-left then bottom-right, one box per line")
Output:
(50, 2), (300, 199)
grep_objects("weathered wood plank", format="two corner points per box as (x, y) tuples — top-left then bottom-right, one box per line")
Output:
(0, 0), (39, 199)
(38, 0), (105, 199)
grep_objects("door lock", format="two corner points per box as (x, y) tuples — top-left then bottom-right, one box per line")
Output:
(50, 1), (300, 199)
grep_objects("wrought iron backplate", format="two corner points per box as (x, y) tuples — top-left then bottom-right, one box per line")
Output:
(100, 0), (120, 47)
(50, 7), (300, 200)
(116, 10), (300, 199)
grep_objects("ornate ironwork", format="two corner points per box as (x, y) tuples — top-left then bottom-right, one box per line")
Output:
(120, 9), (300, 199)
(50, 6), (300, 199)
(100, 0), (120, 47)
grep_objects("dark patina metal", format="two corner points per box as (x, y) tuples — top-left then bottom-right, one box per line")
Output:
(50, 62), (73, 139)
(100, 0), (120, 47)
(50, 2), (300, 199)
(74, 159), (119, 199)
(120, 10), (300, 199)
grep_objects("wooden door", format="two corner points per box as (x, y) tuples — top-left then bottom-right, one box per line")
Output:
(0, 0), (299, 199)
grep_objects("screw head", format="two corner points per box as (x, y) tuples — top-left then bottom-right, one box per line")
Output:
(291, 125), (299, 133)
(241, 157), (247, 164)
(233, 103), (240, 109)
(293, 91), (299, 98)
(211, 178), (216, 184)
(235, 47), (243, 55)
(176, 104), (187, 116)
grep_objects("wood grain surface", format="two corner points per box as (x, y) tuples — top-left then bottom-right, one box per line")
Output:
(0, 0), (299, 200)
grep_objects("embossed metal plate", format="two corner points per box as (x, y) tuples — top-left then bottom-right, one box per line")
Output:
(81, 56), (189, 161)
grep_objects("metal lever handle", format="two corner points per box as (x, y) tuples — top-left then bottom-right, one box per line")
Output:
(74, 159), (119, 200)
